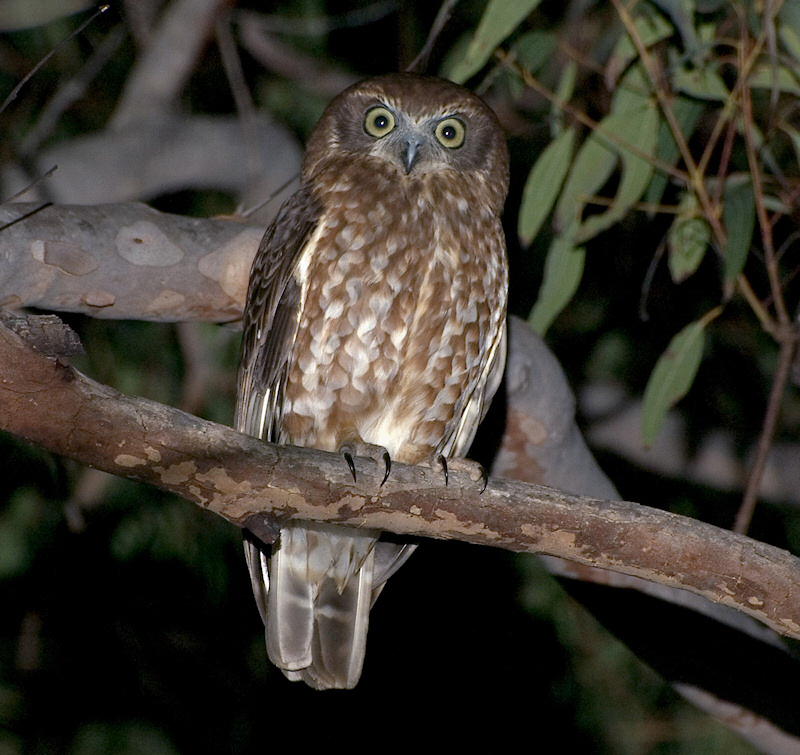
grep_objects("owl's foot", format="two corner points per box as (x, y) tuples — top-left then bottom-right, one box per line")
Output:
(340, 442), (392, 486)
(435, 455), (488, 492)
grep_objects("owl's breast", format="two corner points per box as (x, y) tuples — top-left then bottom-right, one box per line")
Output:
(282, 170), (507, 458)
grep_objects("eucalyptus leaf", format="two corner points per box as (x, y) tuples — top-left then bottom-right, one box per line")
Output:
(528, 234), (586, 335)
(779, 0), (800, 61)
(641, 316), (710, 445)
(668, 192), (710, 283)
(511, 30), (557, 74)
(748, 64), (800, 96)
(518, 127), (576, 245)
(645, 96), (704, 208)
(554, 64), (656, 239)
(574, 101), (659, 242)
(447, 0), (544, 83)
(606, 9), (674, 85)
(551, 60), (578, 133)
(722, 177), (755, 284)
(554, 125), (619, 231)
(673, 61), (729, 100)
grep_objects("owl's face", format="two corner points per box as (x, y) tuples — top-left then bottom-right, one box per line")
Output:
(303, 74), (509, 206)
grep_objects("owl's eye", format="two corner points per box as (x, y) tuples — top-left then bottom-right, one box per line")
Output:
(364, 107), (396, 138)
(434, 118), (466, 149)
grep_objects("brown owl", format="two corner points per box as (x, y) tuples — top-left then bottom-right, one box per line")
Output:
(236, 73), (509, 689)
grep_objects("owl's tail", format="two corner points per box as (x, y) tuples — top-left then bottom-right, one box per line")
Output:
(245, 522), (378, 690)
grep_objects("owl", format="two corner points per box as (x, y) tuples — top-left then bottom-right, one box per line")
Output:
(236, 73), (509, 689)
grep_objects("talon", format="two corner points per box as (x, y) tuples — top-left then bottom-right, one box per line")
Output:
(479, 468), (488, 494)
(380, 451), (391, 486)
(343, 450), (357, 482)
(438, 454), (448, 486)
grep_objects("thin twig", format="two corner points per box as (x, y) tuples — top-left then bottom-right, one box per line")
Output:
(740, 31), (790, 327)
(734, 333), (798, 534)
(216, 13), (263, 199)
(406, 0), (460, 73)
(1, 166), (57, 204)
(0, 5), (109, 115)
(18, 23), (126, 157)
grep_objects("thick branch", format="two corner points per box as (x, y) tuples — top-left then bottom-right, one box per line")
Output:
(0, 202), (263, 321)
(1, 312), (799, 642)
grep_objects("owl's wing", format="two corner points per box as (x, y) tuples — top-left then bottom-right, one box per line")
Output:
(235, 186), (322, 442)
(445, 313), (508, 460)
(237, 187), (322, 628)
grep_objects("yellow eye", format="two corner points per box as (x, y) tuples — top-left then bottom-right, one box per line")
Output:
(364, 106), (395, 138)
(434, 117), (466, 149)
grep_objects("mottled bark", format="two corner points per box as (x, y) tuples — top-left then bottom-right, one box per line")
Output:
(1, 311), (799, 643)
(0, 202), (262, 321)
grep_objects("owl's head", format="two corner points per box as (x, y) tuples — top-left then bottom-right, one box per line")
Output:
(303, 73), (509, 207)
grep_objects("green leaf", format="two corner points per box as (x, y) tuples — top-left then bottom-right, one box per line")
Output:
(510, 30), (556, 74)
(606, 8), (674, 86)
(722, 176), (755, 283)
(554, 125), (619, 231)
(645, 96), (704, 208)
(553, 59), (578, 113)
(501, 30), (556, 98)
(667, 192), (710, 283)
(748, 64), (800, 96)
(553, 64), (657, 240)
(574, 100), (659, 242)
(553, 64), (659, 244)
(641, 314), (715, 445)
(673, 61), (729, 100)
(447, 0), (544, 83)
(528, 234), (585, 334)
(779, 0), (800, 61)
(518, 127), (576, 244)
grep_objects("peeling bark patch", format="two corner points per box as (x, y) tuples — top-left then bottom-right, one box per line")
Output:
(116, 221), (184, 266)
(523, 525), (579, 554)
(145, 289), (186, 314)
(43, 242), (99, 276)
(155, 460), (197, 485)
(197, 228), (261, 302)
(779, 617), (800, 633)
(82, 290), (116, 308)
(195, 466), (253, 496)
(333, 494), (367, 514)
(434, 508), (500, 539)
(115, 453), (146, 468)
(747, 596), (764, 606)
(144, 446), (162, 462)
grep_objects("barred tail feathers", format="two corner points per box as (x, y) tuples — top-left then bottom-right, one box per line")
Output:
(248, 522), (379, 690)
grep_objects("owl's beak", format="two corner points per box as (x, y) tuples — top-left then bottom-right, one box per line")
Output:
(402, 136), (422, 174)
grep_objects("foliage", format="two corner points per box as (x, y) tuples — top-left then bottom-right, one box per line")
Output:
(499, 0), (800, 458)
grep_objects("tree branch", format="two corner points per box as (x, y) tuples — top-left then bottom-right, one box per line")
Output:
(2, 310), (799, 642)
(0, 202), (263, 321)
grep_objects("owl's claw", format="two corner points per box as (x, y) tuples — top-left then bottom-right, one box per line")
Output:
(380, 451), (391, 486)
(343, 449), (358, 483)
(437, 454), (449, 486)
(434, 456), (487, 492)
(339, 442), (392, 486)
